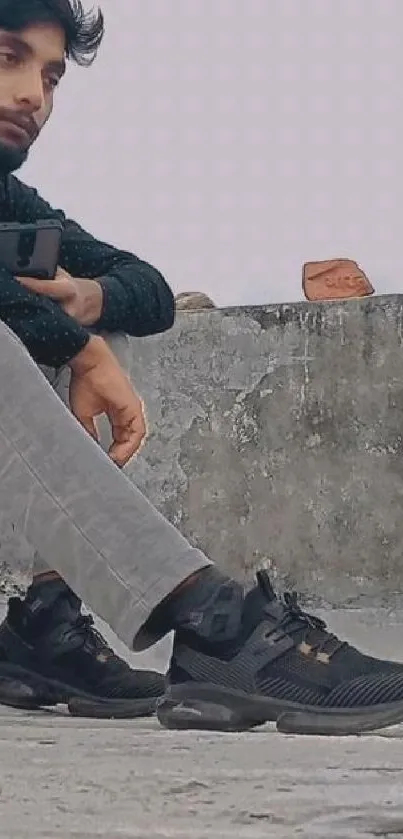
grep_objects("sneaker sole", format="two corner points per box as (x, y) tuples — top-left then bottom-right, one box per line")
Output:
(67, 695), (158, 719)
(0, 677), (47, 710)
(157, 682), (403, 735)
(0, 663), (60, 710)
(0, 662), (160, 718)
(277, 705), (403, 735)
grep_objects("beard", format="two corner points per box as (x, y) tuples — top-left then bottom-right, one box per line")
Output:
(0, 140), (29, 175)
(0, 107), (40, 175)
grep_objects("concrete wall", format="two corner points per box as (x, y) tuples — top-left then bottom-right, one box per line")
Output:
(3, 295), (403, 607)
(127, 295), (403, 606)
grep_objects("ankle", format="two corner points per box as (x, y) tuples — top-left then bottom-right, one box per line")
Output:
(168, 565), (211, 599)
(134, 566), (241, 651)
(159, 566), (224, 623)
(24, 576), (81, 620)
(31, 570), (62, 586)
(26, 575), (70, 603)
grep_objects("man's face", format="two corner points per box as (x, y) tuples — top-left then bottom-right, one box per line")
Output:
(0, 23), (66, 174)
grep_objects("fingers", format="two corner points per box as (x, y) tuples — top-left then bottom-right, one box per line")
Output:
(72, 412), (100, 444)
(108, 413), (147, 467)
(108, 436), (144, 467)
(108, 427), (146, 467)
(16, 274), (72, 300)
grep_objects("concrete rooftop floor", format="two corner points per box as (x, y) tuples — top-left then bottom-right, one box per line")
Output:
(1, 603), (403, 839)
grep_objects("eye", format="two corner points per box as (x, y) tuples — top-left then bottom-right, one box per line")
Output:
(44, 75), (60, 92)
(0, 49), (19, 67)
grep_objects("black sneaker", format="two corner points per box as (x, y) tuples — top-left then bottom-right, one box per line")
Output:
(0, 592), (165, 718)
(0, 660), (60, 710)
(157, 571), (403, 734)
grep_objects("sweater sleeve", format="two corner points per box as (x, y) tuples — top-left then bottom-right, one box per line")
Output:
(6, 176), (175, 337)
(0, 265), (90, 366)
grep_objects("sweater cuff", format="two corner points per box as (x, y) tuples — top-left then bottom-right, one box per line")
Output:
(45, 327), (91, 368)
(26, 318), (91, 368)
(95, 275), (127, 333)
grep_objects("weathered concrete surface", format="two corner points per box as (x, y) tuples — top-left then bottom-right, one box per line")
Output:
(129, 294), (403, 605)
(1, 603), (403, 839)
(3, 294), (403, 606)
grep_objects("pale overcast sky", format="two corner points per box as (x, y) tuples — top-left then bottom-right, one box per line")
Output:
(22, 0), (403, 307)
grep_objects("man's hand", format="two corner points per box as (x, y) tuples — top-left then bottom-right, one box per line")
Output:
(17, 267), (104, 327)
(69, 335), (147, 466)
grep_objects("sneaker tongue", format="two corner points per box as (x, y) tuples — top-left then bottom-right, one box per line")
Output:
(243, 571), (283, 620)
(242, 580), (278, 634)
(243, 572), (331, 648)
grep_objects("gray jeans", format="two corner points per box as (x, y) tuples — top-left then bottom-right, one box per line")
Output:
(0, 322), (210, 647)
(33, 334), (131, 577)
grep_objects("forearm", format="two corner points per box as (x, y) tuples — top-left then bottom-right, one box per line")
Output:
(6, 177), (175, 337)
(0, 269), (90, 367)
(94, 261), (175, 337)
(69, 263), (175, 337)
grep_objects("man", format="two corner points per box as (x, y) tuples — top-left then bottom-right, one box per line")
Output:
(0, 0), (403, 733)
(0, 0), (173, 714)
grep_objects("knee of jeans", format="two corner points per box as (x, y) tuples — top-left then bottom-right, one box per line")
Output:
(0, 320), (25, 348)
(0, 320), (35, 363)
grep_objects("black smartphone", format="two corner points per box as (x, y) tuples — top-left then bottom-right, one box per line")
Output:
(0, 219), (63, 279)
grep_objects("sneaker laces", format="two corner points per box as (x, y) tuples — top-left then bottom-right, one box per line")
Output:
(256, 570), (348, 658)
(64, 615), (130, 671)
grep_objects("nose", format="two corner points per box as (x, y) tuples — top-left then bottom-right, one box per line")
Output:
(12, 66), (45, 114)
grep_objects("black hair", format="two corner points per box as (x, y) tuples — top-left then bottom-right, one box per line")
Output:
(0, 0), (104, 66)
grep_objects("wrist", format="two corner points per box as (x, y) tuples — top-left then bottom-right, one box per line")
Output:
(77, 279), (104, 326)
(68, 334), (108, 373)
